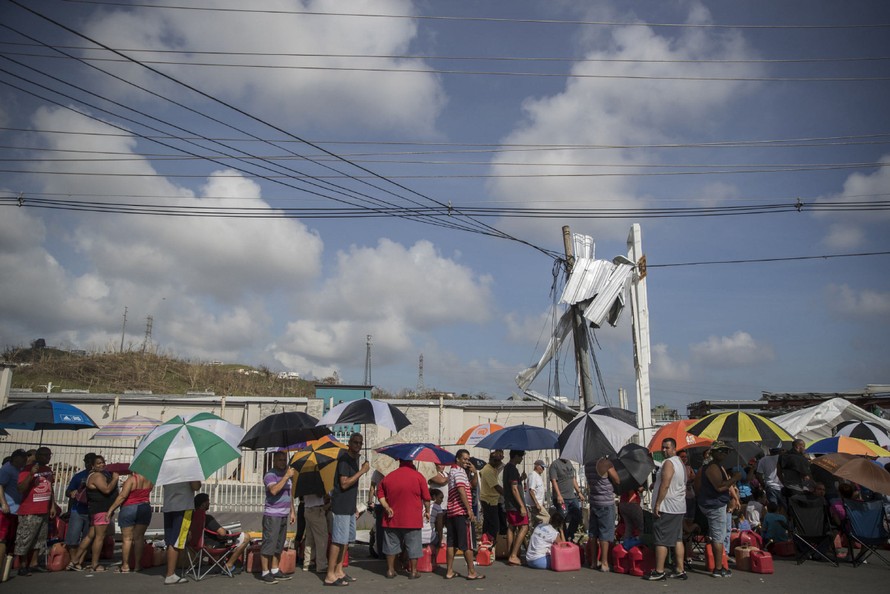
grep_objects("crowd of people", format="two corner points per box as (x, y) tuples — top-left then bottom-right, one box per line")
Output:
(0, 433), (887, 585)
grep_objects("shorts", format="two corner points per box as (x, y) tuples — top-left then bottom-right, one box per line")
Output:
(700, 505), (728, 547)
(653, 512), (684, 547)
(588, 505), (616, 542)
(14, 514), (48, 556)
(331, 513), (356, 546)
(119, 502), (152, 528)
(506, 509), (529, 527)
(65, 509), (90, 546)
(261, 514), (289, 556)
(445, 515), (476, 552)
(382, 527), (422, 558)
(527, 554), (550, 569)
(163, 510), (193, 549)
(91, 512), (110, 526)
(0, 512), (17, 545)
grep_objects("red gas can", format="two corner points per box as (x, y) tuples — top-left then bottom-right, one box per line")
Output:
(47, 542), (70, 571)
(278, 548), (297, 574)
(610, 542), (629, 574)
(128, 541), (155, 569)
(246, 542), (263, 573)
(416, 545), (436, 572)
(769, 540), (795, 558)
(705, 543), (730, 572)
(628, 545), (654, 577)
(750, 550), (774, 574)
(550, 542), (581, 572)
(584, 539), (598, 568)
(739, 530), (763, 551)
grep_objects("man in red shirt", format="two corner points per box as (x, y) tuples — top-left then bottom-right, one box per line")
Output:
(15, 446), (55, 576)
(377, 460), (431, 579)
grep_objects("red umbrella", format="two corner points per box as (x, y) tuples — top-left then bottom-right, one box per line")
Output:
(648, 419), (713, 453)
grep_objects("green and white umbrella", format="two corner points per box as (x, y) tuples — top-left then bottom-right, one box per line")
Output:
(129, 412), (244, 486)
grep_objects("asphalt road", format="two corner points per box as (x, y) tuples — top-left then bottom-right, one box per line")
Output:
(2, 546), (887, 593)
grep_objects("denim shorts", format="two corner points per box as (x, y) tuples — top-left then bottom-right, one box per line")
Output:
(65, 509), (90, 546)
(118, 502), (152, 528)
(331, 513), (356, 546)
(382, 527), (422, 558)
(700, 505), (728, 546)
(588, 505), (616, 542)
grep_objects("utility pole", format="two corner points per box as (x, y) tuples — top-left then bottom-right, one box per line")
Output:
(627, 224), (653, 446)
(562, 226), (595, 410)
(119, 306), (128, 353)
(363, 335), (372, 386)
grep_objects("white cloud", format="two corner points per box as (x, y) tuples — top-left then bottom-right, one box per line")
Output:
(504, 310), (552, 344)
(80, 0), (446, 135)
(271, 238), (494, 376)
(825, 284), (890, 320)
(488, 2), (762, 242)
(815, 158), (890, 248)
(651, 343), (691, 381)
(690, 331), (775, 368)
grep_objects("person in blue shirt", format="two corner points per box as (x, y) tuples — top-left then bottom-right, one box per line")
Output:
(64, 452), (97, 569)
(0, 450), (28, 563)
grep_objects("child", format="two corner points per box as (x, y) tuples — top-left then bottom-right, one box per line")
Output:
(744, 490), (765, 533)
(422, 489), (445, 547)
(525, 512), (565, 569)
(762, 501), (789, 544)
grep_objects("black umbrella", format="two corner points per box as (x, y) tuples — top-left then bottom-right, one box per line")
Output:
(239, 411), (331, 449)
(0, 400), (97, 431)
(316, 399), (411, 433)
(612, 443), (656, 492)
(557, 405), (638, 464)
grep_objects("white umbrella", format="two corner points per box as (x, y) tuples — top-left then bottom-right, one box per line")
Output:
(316, 399), (410, 433)
(129, 412), (244, 486)
(557, 405), (638, 464)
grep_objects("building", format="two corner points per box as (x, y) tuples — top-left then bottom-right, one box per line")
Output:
(687, 384), (890, 419)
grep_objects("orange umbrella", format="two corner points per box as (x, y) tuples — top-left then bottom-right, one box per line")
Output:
(457, 423), (504, 446)
(648, 419), (713, 453)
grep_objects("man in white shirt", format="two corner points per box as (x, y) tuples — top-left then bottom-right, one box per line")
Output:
(647, 438), (688, 581)
(525, 460), (549, 528)
(755, 449), (784, 507)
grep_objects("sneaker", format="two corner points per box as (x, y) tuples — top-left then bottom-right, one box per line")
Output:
(721, 568), (732, 578)
(668, 571), (688, 580)
(274, 572), (293, 581)
(645, 570), (666, 581)
(261, 573), (278, 584)
(164, 574), (188, 585)
(711, 570), (723, 578)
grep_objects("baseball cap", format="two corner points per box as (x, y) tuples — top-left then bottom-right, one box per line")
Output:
(711, 440), (731, 452)
(534, 459), (546, 468)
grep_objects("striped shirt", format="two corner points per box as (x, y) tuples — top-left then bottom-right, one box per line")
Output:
(446, 466), (472, 517)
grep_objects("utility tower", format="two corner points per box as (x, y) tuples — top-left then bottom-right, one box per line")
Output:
(363, 335), (372, 385)
(142, 315), (153, 353)
(119, 306), (128, 353)
(416, 353), (425, 395)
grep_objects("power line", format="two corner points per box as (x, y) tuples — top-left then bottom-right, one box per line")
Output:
(647, 251), (890, 268)
(62, 1), (890, 30)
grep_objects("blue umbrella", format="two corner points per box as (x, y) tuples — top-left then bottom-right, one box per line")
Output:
(375, 442), (456, 464)
(475, 424), (559, 451)
(0, 400), (97, 431)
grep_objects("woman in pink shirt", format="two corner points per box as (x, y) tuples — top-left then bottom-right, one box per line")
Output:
(108, 471), (154, 572)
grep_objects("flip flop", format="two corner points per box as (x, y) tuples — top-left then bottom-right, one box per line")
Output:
(466, 574), (486, 581)
(408, 573), (421, 580)
(323, 579), (349, 586)
(66, 562), (83, 572)
(385, 572), (397, 579)
(91, 565), (106, 572)
(444, 572), (461, 580)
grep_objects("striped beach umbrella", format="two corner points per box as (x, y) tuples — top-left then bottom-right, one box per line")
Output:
(91, 414), (162, 440)
(806, 436), (890, 457)
(557, 406), (638, 464)
(290, 436), (347, 497)
(317, 399), (411, 433)
(129, 412), (244, 486)
(833, 421), (890, 449)
(686, 411), (793, 445)
(457, 423), (504, 446)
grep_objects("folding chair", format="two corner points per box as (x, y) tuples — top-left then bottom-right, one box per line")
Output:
(787, 492), (837, 566)
(843, 499), (890, 568)
(184, 509), (240, 580)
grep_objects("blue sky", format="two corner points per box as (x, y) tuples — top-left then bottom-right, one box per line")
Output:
(1, 1), (888, 414)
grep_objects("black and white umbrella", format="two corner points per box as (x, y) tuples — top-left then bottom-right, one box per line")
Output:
(557, 405), (637, 464)
(239, 411), (332, 450)
(612, 443), (656, 492)
(316, 399), (411, 433)
(833, 420), (890, 449)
